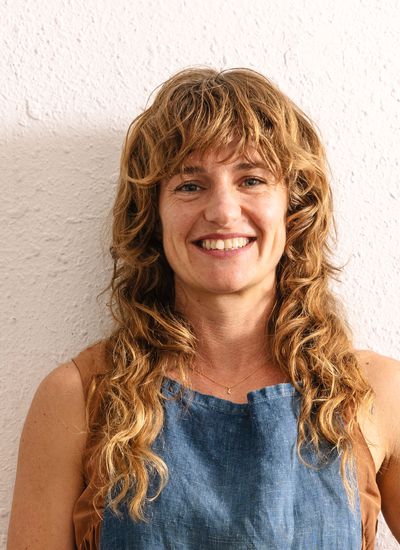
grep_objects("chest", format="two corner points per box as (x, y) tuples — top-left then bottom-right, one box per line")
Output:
(100, 389), (363, 549)
(181, 371), (387, 475)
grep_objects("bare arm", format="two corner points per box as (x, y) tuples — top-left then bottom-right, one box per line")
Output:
(7, 361), (87, 550)
(361, 352), (400, 543)
(378, 454), (400, 542)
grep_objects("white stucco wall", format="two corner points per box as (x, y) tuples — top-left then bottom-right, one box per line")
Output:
(1, 0), (399, 547)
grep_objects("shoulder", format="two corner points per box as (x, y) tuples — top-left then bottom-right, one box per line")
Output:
(25, 338), (109, 453)
(27, 360), (87, 459)
(355, 348), (400, 404)
(36, 339), (107, 408)
(355, 350), (400, 542)
(39, 359), (85, 398)
(71, 339), (109, 392)
(355, 349), (400, 458)
(355, 348), (400, 383)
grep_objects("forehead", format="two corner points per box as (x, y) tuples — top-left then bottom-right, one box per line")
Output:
(171, 146), (277, 181)
(162, 139), (283, 185)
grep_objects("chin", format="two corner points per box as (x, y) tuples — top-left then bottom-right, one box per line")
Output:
(197, 279), (250, 295)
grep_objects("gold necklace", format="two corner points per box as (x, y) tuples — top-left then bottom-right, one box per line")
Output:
(192, 363), (266, 395)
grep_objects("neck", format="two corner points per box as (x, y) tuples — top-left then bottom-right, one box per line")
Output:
(175, 282), (277, 379)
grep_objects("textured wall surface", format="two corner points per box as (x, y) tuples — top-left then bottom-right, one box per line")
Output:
(1, 0), (399, 547)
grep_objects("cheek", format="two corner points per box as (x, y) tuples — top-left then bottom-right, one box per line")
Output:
(257, 198), (287, 254)
(260, 200), (287, 230)
(160, 212), (193, 258)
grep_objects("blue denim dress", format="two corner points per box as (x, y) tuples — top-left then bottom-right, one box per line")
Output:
(100, 378), (362, 549)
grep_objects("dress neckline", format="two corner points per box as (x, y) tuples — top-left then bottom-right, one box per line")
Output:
(162, 376), (299, 415)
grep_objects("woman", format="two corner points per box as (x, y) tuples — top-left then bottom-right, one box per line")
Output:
(8, 67), (400, 549)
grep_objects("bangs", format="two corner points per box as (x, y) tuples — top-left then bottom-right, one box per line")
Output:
(147, 70), (292, 184)
(124, 68), (323, 190)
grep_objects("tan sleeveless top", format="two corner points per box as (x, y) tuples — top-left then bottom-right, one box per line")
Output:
(71, 340), (381, 549)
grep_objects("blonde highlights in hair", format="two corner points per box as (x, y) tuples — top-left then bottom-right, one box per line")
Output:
(88, 67), (373, 521)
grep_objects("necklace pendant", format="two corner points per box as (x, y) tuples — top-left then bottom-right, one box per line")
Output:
(227, 387), (232, 395)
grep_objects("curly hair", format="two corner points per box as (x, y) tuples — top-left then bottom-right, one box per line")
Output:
(88, 67), (374, 521)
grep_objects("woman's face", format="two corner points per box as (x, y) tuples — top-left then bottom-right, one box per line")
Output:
(158, 143), (288, 299)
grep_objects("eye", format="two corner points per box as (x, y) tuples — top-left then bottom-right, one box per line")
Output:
(242, 177), (265, 188)
(175, 182), (202, 193)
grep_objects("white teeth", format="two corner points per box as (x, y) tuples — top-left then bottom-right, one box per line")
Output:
(200, 237), (251, 250)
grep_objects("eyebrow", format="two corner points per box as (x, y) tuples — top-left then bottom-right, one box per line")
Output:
(179, 161), (269, 175)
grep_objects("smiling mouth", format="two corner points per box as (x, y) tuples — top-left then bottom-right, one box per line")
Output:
(194, 236), (257, 251)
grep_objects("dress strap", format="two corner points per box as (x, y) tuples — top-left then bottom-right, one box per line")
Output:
(353, 422), (381, 549)
(71, 340), (109, 550)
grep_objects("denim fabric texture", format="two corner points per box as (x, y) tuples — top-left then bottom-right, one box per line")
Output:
(100, 379), (362, 549)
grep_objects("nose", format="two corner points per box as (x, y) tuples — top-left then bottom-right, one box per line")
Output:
(203, 184), (241, 226)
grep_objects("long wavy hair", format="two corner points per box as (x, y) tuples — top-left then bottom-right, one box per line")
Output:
(88, 67), (374, 521)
